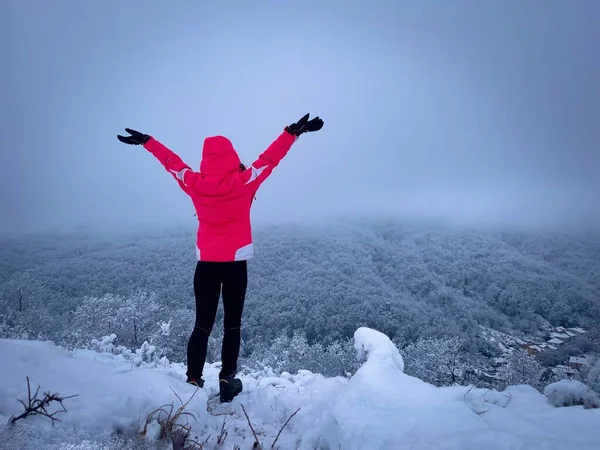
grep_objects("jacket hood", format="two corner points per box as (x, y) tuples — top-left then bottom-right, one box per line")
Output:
(200, 136), (241, 175)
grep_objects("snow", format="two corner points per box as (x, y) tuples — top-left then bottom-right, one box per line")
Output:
(544, 379), (600, 409)
(353, 326), (404, 372)
(1, 328), (600, 450)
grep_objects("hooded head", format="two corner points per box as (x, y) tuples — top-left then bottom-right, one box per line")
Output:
(200, 136), (242, 175)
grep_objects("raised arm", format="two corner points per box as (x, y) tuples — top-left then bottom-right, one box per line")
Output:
(240, 113), (324, 191)
(117, 128), (200, 193)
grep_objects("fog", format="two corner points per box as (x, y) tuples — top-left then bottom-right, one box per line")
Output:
(2, 0), (598, 236)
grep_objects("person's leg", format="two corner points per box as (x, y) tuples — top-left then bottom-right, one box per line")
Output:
(186, 262), (221, 382)
(220, 260), (248, 379)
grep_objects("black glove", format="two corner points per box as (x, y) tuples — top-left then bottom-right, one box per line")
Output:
(285, 113), (324, 136)
(117, 128), (151, 145)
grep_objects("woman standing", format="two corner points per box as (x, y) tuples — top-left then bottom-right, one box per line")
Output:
(117, 113), (324, 402)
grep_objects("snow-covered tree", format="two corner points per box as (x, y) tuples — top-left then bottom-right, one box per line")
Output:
(250, 333), (298, 374)
(321, 338), (360, 376)
(71, 290), (161, 350)
(496, 284), (525, 318)
(497, 349), (545, 390)
(6, 270), (44, 312)
(401, 337), (469, 386)
(579, 356), (600, 394)
(71, 293), (121, 345)
(206, 325), (225, 364)
(150, 308), (195, 363)
(114, 289), (160, 348)
(0, 270), (50, 341)
(151, 319), (172, 353)
(249, 331), (359, 377)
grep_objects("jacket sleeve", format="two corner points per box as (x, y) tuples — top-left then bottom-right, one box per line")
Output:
(240, 129), (297, 192)
(143, 137), (201, 193)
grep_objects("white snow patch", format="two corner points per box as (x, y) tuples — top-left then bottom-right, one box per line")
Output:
(544, 379), (600, 409)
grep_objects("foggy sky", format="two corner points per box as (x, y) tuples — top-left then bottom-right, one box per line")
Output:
(1, 0), (599, 236)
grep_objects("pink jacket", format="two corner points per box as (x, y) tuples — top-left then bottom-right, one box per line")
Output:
(143, 130), (297, 262)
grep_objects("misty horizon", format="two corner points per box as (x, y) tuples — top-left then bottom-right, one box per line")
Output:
(2, 1), (599, 236)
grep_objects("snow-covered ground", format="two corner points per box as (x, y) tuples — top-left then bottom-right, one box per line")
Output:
(1, 328), (599, 450)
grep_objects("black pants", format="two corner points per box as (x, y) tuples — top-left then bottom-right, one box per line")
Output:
(186, 260), (247, 380)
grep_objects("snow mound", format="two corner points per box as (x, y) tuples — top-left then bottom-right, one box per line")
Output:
(544, 379), (600, 409)
(1, 329), (600, 450)
(354, 326), (404, 372)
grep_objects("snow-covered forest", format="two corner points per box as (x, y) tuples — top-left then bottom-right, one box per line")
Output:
(2, 219), (600, 394)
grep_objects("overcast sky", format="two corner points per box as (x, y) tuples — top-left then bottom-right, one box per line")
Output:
(1, 0), (598, 236)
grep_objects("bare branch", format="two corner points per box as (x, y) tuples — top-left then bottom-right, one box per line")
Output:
(503, 391), (514, 407)
(9, 376), (78, 425)
(255, 373), (266, 389)
(271, 408), (300, 449)
(241, 403), (262, 449)
(464, 380), (483, 398)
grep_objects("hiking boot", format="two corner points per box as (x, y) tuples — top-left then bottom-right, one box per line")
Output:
(187, 378), (204, 388)
(219, 373), (243, 403)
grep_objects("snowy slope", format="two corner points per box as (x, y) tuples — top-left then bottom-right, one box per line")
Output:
(1, 328), (599, 450)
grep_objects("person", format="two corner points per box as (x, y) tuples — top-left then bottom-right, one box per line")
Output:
(117, 113), (324, 402)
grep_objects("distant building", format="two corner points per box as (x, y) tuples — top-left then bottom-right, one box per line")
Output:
(550, 332), (571, 340)
(568, 356), (588, 370)
(522, 343), (543, 355)
(548, 338), (564, 345)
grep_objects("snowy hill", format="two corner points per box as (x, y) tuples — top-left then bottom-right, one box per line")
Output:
(1, 328), (599, 450)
